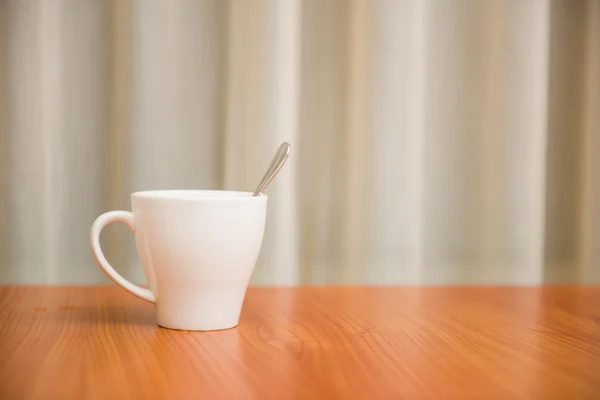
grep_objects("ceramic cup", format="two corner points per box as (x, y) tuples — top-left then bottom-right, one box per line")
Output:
(90, 190), (267, 331)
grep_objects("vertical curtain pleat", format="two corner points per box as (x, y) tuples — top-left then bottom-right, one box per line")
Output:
(579, 0), (600, 282)
(105, 0), (133, 281)
(3, 0), (48, 282)
(297, 0), (348, 284)
(0, 0), (597, 285)
(0, 0), (7, 279)
(130, 0), (223, 193)
(544, 0), (589, 282)
(362, 0), (426, 284)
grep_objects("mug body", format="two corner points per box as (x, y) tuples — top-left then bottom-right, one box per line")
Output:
(131, 190), (267, 330)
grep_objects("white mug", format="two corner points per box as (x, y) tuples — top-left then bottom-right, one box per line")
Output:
(90, 190), (267, 331)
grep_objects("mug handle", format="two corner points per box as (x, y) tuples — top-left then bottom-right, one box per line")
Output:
(90, 211), (155, 303)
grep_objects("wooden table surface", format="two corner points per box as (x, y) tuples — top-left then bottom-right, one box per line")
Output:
(1, 286), (599, 399)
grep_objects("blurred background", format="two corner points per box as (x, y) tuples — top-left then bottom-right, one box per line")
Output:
(0, 0), (598, 286)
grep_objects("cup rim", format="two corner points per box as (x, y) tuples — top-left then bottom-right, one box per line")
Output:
(131, 189), (266, 201)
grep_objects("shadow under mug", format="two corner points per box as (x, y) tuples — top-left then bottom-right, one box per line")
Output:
(90, 190), (267, 331)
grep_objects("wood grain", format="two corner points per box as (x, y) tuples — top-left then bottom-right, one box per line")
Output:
(1, 286), (599, 399)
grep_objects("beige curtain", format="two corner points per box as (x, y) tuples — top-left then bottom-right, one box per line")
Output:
(0, 0), (598, 285)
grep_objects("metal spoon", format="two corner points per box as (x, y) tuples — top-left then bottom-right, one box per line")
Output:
(252, 142), (291, 196)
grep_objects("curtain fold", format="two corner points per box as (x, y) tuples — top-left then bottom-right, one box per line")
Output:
(0, 0), (598, 285)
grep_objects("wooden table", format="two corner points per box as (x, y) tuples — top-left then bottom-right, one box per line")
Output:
(1, 286), (599, 399)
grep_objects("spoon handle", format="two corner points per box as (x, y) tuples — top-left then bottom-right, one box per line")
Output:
(253, 142), (291, 196)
